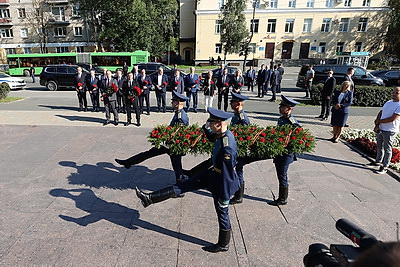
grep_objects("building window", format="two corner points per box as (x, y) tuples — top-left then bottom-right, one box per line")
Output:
(24, 47), (31, 54)
(285, 19), (294, 33)
(217, 0), (224, 9)
(252, 0), (260, 8)
(0, 29), (13, 38)
(0, 9), (10, 18)
(250, 19), (259, 33)
(362, 0), (370, 6)
(344, 0), (351, 6)
(20, 28), (28, 38)
(56, 47), (69, 53)
(17, 8), (26, 18)
(288, 0), (296, 8)
(215, 20), (222, 34)
(74, 27), (82, 36)
(270, 0), (278, 8)
(72, 6), (80, 17)
(76, 46), (84, 53)
(336, 42), (345, 52)
(358, 18), (368, 32)
(267, 19), (277, 33)
(321, 18), (331, 32)
(318, 42), (326, 53)
(325, 0), (334, 7)
(54, 27), (66, 37)
(355, 42), (362, 52)
(6, 48), (16, 54)
(339, 18), (350, 32)
(306, 0), (314, 8)
(215, 43), (222, 54)
(52, 6), (65, 21)
(302, 18), (312, 33)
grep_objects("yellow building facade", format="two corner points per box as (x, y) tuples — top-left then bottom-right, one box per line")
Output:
(180, 0), (389, 65)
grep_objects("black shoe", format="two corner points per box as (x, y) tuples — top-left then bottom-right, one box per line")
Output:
(135, 186), (152, 208)
(84, 108), (88, 112)
(315, 115), (323, 118)
(125, 121), (131, 126)
(115, 159), (131, 169)
(137, 122), (141, 127)
(202, 229), (231, 253)
(230, 182), (244, 204)
(193, 109), (198, 113)
(114, 121), (119, 126)
(344, 124), (349, 127)
(157, 109), (160, 113)
(147, 111), (150, 115)
(162, 109), (166, 113)
(268, 187), (288, 206)
(103, 121), (111, 126)
(321, 117), (328, 121)
(268, 98), (276, 102)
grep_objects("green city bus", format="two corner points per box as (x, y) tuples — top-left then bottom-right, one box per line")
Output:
(89, 51), (149, 72)
(7, 53), (79, 76)
(7, 50), (149, 76)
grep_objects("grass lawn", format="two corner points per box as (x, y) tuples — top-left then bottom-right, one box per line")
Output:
(0, 97), (24, 103)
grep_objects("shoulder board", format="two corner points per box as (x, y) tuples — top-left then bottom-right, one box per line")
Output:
(223, 136), (229, 147)
(177, 111), (182, 118)
(239, 113), (245, 120)
(289, 117), (297, 124)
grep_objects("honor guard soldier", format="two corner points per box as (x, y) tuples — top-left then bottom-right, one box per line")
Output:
(135, 107), (239, 253)
(269, 95), (301, 206)
(115, 91), (189, 183)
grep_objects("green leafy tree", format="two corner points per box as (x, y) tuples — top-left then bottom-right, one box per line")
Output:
(386, 0), (400, 59)
(219, 0), (249, 63)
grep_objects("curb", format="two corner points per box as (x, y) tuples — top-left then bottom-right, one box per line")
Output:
(343, 140), (400, 183)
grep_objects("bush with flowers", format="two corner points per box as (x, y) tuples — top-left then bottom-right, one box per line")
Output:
(148, 124), (316, 158)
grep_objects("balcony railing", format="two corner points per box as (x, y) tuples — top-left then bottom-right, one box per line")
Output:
(0, 18), (12, 25)
(0, 0), (10, 5)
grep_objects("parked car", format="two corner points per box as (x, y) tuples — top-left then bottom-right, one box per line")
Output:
(39, 65), (89, 91)
(370, 70), (400, 87)
(296, 65), (385, 88)
(0, 72), (26, 90)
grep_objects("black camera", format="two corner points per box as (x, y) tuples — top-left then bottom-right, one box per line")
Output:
(304, 218), (380, 267)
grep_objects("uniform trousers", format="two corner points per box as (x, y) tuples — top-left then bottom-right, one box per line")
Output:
(105, 100), (118, 122)
(126, 98), (140, 123)
(172, 169), (231, 230)
(155, 91), (166, 111)
(217, 89), (229, 111)
(273, 153), (294, 188)
(139, 93), (150, 113)
(186, 91), (198, 110)
(77, 91), (87, 109)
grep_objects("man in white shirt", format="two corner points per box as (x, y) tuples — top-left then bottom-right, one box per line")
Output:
(305, 65), (314, 98)
(373, 87), (400, 174)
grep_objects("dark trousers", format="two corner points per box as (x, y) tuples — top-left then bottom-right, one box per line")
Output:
(156, 91), (166, 111)
(172, 170), (231, 230)
(276, 81), (282, 93)
(77, 91), (87, 109)
(170, 155), (186, 181)
(320, 97), (332, 118)
(139, 93), (150, 113)
(217, 89), (229, 111)
(247, 79), (254, 91)
(126, 146), (169, 165)
(89, 92), (100, 110)
(117, 94), (126, 112)
(126, 98), (140, 123)
(273, 154), (294, 188)
(186, 90), (198, 110)
(257, 83), (264, 97)
(270, 85), (277, 100)
(105, 100), (118, 122)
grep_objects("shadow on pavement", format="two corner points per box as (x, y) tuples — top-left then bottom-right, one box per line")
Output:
(49, 188), (211, 247)
(299, 153), (367, 169)
(56, 115), (105, 124)
(39, 105), (81, 111)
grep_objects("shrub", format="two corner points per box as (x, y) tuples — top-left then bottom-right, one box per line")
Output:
(0, 82), (10, 100)
(310, 84), (392, 107)
(349, 137), (400, 164)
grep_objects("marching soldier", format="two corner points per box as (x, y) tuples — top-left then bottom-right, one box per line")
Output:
(217, 68), (231, 111)
(75, 67), (87, 112)
(153, 68), (168, 113)
(100, 70), (119, 126)
(86, 69), (100, 112)
(135, 107), (239, 253)
(269, 95), (301, 206)
(138, 69), (152, 115)
(123, 72), (141, 126)
(116, 69), (127, 113)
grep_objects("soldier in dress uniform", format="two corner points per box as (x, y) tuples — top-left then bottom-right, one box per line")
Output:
(269, 95), (301, 206)
(101, 70), (119, 126)
(135, 107), (239, 253)
(115, 69), (127, 113)
(75, 67), (87, 112)
(115, 91), (189, 183)
(123, 72), (141, 126)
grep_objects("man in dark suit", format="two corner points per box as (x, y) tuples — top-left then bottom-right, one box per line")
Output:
(86, 69), (100, 112)
(115, 69), (126, 113)
(316, 69), (336, 121)
(185, 66), (200, 112)
(269, 65), (280, 102)
(217, 68), (231, 111)
(100, 70), (119, 125)
(215, 63), (225, 79)
(138, 69), (152, 115)
(344, 67), (355, 93)
(75, 67), (87, 112)
(122, 62), (129, 77)
(153, 68), (168, 113)
(173, 69), (185, 94)
(277, 63), (285, 93)
(123, 72), (141, 126)
(246, 66), (256, 92)
(131, 66), (140, 81)
(257, 64), (266, 98)
(262, 65), (272, 96)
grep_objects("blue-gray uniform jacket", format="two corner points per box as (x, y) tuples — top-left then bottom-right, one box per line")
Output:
(231, 110), (250, 126)
(277, 115), (300, 127)
(203, 127), (239, 205)
(170, 109), (189, 126)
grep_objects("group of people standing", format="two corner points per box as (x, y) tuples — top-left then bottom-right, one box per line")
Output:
(246, 63), (284, 101)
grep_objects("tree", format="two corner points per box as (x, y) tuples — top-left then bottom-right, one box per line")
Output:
(385, 0), (400, 59)
(219, 0), (249, 64)
(25, 0), (52, 53)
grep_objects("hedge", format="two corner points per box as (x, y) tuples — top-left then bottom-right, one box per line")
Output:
(310, 84), (392, 107)
(0, 82), (10, 100)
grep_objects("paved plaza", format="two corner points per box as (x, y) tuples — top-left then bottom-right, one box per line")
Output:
(0, 71), (399, 266)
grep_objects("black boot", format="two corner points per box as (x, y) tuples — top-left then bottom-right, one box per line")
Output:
(135, 186), (176, 208)
(269, 186), (288, 206)
(203, 229), (231, 253)
(115, 158), (132, 169)
(230, 182), (244, 204)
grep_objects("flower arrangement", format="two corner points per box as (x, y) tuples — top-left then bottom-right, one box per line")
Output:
(77, 83), (83, 87)
(195, 80), (199, 84)
(175, 81), (180, 85)
(127, 86), (141, 102)
(148, 124), (316, 157)
(224, 82), (229, 87)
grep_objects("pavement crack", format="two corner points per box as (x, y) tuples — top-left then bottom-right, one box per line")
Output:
(270, 189), (289, 224)
(351, 192), (362, 202)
